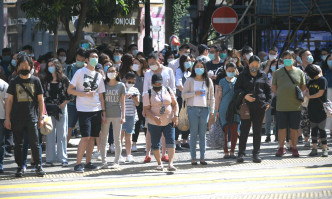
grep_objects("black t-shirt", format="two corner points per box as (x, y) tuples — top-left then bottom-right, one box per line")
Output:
(307, 76), (327, 123)
(206, 60), (223, 73)
(49, 83), (59, 100)
(7, 75), (44, 122)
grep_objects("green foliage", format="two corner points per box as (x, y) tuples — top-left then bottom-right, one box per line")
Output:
(172, 0), (190, 34)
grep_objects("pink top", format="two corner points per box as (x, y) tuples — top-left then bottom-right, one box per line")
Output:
(143, 87), (176, 126)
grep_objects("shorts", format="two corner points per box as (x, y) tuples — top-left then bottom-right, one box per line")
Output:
(77, 111), (102, 137)
(122, 116), (135, 134)
(68, 104), (79, 129)
(277, 111), (301, 130)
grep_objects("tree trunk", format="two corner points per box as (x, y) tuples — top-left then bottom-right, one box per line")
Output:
(54, 17), (60, 58)
(200, 0), (216, 44)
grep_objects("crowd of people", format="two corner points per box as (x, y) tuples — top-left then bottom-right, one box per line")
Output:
(0, 42), (331, 177)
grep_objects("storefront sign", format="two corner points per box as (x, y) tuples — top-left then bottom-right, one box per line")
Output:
(115, 18), (136, 26)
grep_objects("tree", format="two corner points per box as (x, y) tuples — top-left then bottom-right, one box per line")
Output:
(21, 0), (140, 61)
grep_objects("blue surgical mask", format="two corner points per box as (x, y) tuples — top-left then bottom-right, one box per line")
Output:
(278, 64), (284, 68)
(113, 55), (121, 62)
(48, 67), (56, 74)
(220, 53), (227, 59)
(11, 59), (16, 67)
(307, 55), (314, 64)
(89, 58), (98, 67)
(195, 68), (205, 76)
(327, 60), (332, 68)
(271, 65), (276, 72)
(76, 60), (84, 68)
(296, 56), (302, 64)
(284, 59), (293, 67)
(321, 55), (328, 61)
(226, 72), (236, 78)
(184, 62), (192, 69)
(208, 53), (215, 60)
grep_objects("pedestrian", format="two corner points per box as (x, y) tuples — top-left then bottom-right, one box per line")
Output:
(215, 62), (240, 159)
(67, 48), (106, 173)
(4, 53), (45, 177)
(100, 65), (125, 169)
(0, 78), (8, 173)
(119, 54), (134, 80)
(305, 64), (329, 157)
(175, 55), (192, 150)
(240, 46), (254, 68)
(112, 48), (123, 69)
(168, 44), (191, 74)
(143, 73), (179, 171)
(235, 55), (272, 163)
(322, 54), (332, 137)
(43, 58), (71, 167)
(121, 72), (140, 163)
(206, 45), (225, 85)
(272, 51), (306, 158)
(182, 60), (215, 165)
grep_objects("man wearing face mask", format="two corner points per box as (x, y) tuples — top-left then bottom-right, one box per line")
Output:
(1, 48), (12, 80)
(65, 48), (87, 144)
(128, 44), (138, 57)
(57, 48), (67, 69)
(241, 46), (254, 68)
(260, 47), (278, 70)
(113, 48), (123, 69)
(67, 48), (106, 173)
(206, 45), (226, 85)
(168, 44), (191, 74)
(22, 45), (40, 77)
(196, 44), (210, 64)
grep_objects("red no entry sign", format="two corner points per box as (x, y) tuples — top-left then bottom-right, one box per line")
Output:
(211, 7), (238, 35)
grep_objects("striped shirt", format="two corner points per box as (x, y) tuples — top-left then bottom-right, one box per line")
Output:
(125, 86), (140, 116)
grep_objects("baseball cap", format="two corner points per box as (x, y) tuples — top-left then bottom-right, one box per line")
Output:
(151, 73), (163, 84)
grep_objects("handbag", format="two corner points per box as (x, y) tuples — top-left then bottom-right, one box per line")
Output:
(178, 100), (190, 131)
(207, 119), (225, 148)
(239, 99), (250, 120)
(283, 68), (304, 102)
(321, 99), (332, 117)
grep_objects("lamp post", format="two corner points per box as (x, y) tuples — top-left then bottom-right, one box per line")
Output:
(187, 4), (198, 45)
(143, 0), (152, 56)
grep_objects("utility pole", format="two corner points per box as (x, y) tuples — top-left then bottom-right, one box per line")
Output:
(143, 0), (152, 56)
(0, 0), (4, 50)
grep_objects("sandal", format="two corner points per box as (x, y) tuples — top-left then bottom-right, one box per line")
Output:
(168, 165), (177, 171)
(156, 164), (164, 171)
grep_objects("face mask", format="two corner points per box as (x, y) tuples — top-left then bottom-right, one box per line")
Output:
(11, 59), (16, 67)
(126, 83), (135, 88)
(132, 50), (138, 56)
(226, 72), (236, 78)
(307, 55), (314, 64)
(220, 53), (227, 59)
(284, 59), (293, 67)
(327, 60), (332, 68)
(246, 53), (253, 61)
(271, 65), (277, 72)
(184, 62), (192, 69)
(296, 56), (302, 64)
(167, 58), (174, 63)
(89, 58), (98, 67)
(59, 56), (66, 63)
(48, 67), (56, 74)
(269, 54), (277, 61)
(321, 55), (328, 61)
(150, 64), (158, 71)
(3, 56), (11, 62)
(208, 53), (215, 60)
(249, 67), (259, 73)
(132, 64), (140, 71)
(113, 55), (121, 62)
(263, 56), (268, 61)
(183, 53), (189, 57)
(153, 86), (162, 92)
(76, 60), (84, 67)
(278, 64), (284, 68)
(195, 68), (205, 76)
(30, 68), (35, 75)
(107, 72), (117, 80)
(20, 69), (30, 76)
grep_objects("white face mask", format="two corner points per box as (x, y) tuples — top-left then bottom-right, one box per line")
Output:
(269, 54), (277, 61)
(126, 83), (135, 88)
(59, 56), (66, 63)
(150, 64), (158, 71)
(246, 53), (253, 61)
(167, 58), (174, 63)
(132, 50), (138, 56)
(132, 64), (140, 71)
(107, 72), (117, 79)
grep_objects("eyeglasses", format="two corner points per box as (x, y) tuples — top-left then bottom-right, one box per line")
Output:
(127, 81), (136, 84)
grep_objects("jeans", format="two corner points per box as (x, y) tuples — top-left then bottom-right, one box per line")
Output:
(187, 106), (210, 160)
(265, 108), (272, 136)
(101, 118), (122, 164)
(12, 120), (41, 168)
(0, 119), (5, 166)
(132, 102), (146, 142)
(108, 123), (114, 145)
(46, 106), (68, 163)
(148, 123), (175, 150)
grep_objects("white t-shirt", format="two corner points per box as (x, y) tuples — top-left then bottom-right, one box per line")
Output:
(193, 80), (207, 107)
(168, 58), (179, 75)
(143, 66), (176, 96)
(0, 79), (8, 119)
(70, 67), (105, 112)
(124, 86), (140, 117)
(196, 55), (210, 63)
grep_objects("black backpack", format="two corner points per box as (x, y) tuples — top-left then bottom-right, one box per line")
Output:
(147, 86), (171, 104)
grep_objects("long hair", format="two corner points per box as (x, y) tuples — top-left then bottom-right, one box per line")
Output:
(119, 53), (133, 79)
(45, 58), (67, 83)
(134, 57), (148, 77)
(190, 60), (210, 88)
(179, 55), (189, 73)
(322, 53), (332, 71)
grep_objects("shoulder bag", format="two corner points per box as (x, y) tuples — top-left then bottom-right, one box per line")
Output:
(283, 68), (304, 102)
(178, 100), (190, 131)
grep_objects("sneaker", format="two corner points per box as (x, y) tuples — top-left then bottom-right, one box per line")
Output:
(74, 164), (84, 173)
(292, 148), (300, 157)
(126, 155), (135, 163)
(110, 163), (120, 169)
(276, 147), (286, 157)
(237, 154), (244, 163)
(84, 162), (98, 170)
(132, 145), (138, 152)
(252, 154), (262, 163)
(110, 144), (115, 154)
(176, 143), (183, 151)
(0, 164), (3, 173)
(35, 166), (46, 177)
(15, 167), (24, 177)
(22, 165), (27, 172)
(62, 162), (69, 167)
(100, 162), (109, 169)
(304, 142), (311, 150)
(45, 162), (55, 167)
(119, 156), (125, 163)
(168, 165), (177, 171)
(322, 149), (329, 157)
(156, 164), (164, 171)
(308, 148), (318, 156)
(181, 143), (190, 149)
(161, 155), (169, 162)
(92, 151), (101, 160)
(144, 155), (151, 163)
(265, 136), (271, 143)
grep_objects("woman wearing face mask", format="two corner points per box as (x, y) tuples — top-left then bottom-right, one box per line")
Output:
(131, 58), (148, 152)
(43, 58), (71, 167)
(182, 60), (215, 165)
(119, 54), (134, 81)
(215, 62), (240, 159)
(175, 55), (192, 150)
(235, 55), (272, 163)
(100, 65), (126, 169)
(323, 54), (332, 137)
(164, 51), (175, 67)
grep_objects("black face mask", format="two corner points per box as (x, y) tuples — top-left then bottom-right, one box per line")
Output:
(153, 86), (162, 92)
(20, 70), (30, 76)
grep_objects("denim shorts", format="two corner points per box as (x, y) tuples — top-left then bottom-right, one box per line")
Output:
(67, 104), (78, 129)
(122, 116), (135, 134)
(78, 111), (101, 137)
(148, 123), (175, 150)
